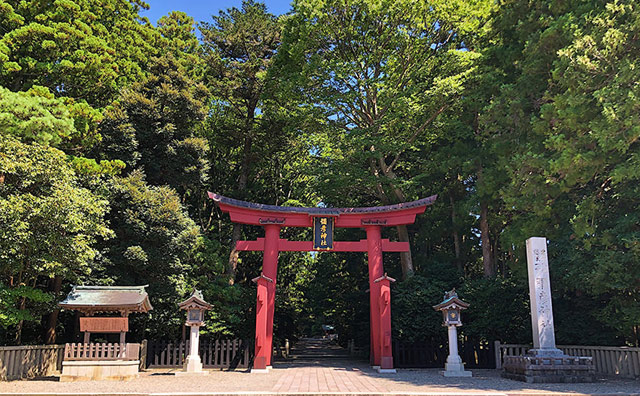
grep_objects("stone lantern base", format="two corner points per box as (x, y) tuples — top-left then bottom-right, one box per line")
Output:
(440, 355), (472, 377)
(175, 355), (209, 376)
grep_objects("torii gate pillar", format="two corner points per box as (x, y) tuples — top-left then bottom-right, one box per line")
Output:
(365, 225), (384, 367)
(252, 224), (280, 371)
(208, 193), (436, 373)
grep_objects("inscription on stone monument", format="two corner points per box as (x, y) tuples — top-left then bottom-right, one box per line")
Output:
(526, 237), (562, 355)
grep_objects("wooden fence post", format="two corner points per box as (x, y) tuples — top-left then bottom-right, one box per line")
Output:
(494, 341), (502, 369)
(139, 339), (148, 371)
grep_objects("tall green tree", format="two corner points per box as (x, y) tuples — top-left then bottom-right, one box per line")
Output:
(509, 0), (640, 344)
(0, 85), (123, 344)
(0, 137), (111, 344)
(157, 11), (204, 79)
(279, 0), (492, 279)
(97, 171), (201, 339)
(0, 85), (104, 154)
(98, 54), (209, 199)
(200, 0), (284, 283)
(0, 0), (159, 107)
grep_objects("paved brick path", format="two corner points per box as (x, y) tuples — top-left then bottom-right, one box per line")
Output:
(272, 365), (387, 393)
(1, 367), (639, 395)
(1, 338), (639, 395)
(270, 337), (389, 393)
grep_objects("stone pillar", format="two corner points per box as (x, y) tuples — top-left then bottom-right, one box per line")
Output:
(442, 325), (471, 377)
(365, 225), (383, 368)
(448, 326), (458, 358)
(526, 237), (563, 356)
(182, 326), (204, 373)
(189, 326), (199, 357)
(176, 325), (206, 375)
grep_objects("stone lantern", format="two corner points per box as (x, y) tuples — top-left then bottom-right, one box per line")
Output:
(177, 290), (211, 375)
(433, 289), (472, 377)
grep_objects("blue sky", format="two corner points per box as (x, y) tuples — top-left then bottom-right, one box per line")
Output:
(141, 0), (293, 25)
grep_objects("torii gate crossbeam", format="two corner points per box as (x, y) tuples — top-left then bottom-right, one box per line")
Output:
(208, 193), (437, 373)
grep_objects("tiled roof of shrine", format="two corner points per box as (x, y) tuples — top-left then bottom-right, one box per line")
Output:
(59, 285), (153, 313)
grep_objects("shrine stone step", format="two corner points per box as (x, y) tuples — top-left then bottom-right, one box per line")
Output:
(285, 337), (352, 361)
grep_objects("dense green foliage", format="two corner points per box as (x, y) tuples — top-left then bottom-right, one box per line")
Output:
(1, 0), (638, 349)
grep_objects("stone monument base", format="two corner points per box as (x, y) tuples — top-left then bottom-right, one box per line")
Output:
(60, 360), (139, 381)
(502, 355), (594, 383)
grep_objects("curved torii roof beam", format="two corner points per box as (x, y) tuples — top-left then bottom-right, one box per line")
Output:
(208, 192), (437, 228)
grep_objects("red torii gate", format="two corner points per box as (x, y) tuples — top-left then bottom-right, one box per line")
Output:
(208, 193), (437, 372)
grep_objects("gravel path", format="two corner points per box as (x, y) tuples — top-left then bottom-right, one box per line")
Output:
(0, 362), (638, 395)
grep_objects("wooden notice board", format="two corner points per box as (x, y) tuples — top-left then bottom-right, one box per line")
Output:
(80, 317), (129, 333)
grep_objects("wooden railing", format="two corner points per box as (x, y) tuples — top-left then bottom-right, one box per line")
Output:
(63, 343), (140, 361)
(496, 342), (640, 378)
(146, 339), (250, 369)
(0, 344), (65, 380)
(495, 342), (529, 367)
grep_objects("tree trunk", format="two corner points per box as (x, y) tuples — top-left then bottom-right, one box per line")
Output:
(227, 223), (242, 285)
(226, 106), (255, 284)
(14, 296), (26, 345)
(480, 201), (495, 278)
(383, 174), (416, 280)
(44, 275), (63, 344)
(492, 234), (500, 275)
(396, 225), (414, 280)
(449, 193), (462, 272)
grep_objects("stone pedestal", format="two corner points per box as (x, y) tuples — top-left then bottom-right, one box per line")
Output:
(60, 360), (139, 381)
(503, 237), (593, 383)
(175, 354), (208, 376)
(503, 355), (594, 383)
(441, 325), (472, 377)
(176, 325), (208, 375)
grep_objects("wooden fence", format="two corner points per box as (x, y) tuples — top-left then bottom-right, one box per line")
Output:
(347, 339), (367, 358)
(389, 339), (496, 368)
(64, 343), (140, 361)
(146, 339), (250, 369)
(496, 342), (640, 378)
(0, 344), (64, 380)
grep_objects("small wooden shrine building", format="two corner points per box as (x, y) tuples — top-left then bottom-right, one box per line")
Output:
(59, 285), (153, 344)
(58, 285), (152, 381)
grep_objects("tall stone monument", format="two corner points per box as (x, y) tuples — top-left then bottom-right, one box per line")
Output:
(502, 237), (594, 383)
(525, 237), (563, 356)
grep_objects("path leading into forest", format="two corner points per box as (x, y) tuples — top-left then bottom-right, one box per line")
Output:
(273, 337), (381, 392)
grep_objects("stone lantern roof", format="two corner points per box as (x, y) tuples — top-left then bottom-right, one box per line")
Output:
(178, 289), (212, 311)
(433, 289), (470, 311)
